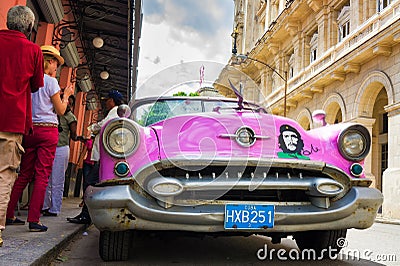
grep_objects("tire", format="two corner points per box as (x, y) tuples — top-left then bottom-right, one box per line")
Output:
(99, 230), (133, 261)
(294, 229), (347, 258)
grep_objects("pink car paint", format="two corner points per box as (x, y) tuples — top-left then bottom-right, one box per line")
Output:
(99, 111), (362, 182)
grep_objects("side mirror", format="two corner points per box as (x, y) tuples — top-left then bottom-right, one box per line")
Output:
(117, 104), (131, 118)
(312, 109), (327, 128)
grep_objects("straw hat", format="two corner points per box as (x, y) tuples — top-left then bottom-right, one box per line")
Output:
(41, 45), (64, 65)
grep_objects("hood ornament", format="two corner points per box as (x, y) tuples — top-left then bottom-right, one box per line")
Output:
(228, 79), (244, 110)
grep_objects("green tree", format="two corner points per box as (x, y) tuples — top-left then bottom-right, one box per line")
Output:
(137, 102), (171, 126)
(144, 101), (171, 126)
(173, 91), (187, 96)
(172, 91), (200, 96)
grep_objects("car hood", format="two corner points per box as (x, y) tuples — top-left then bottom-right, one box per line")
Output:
(151, 111), (276, 160)
(98, 111), (364, 182)
(150, 111), (346, 164)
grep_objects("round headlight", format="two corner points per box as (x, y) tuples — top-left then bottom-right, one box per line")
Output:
(103, 119), (139, 158)
(338, 125), (370, 161)
(343, 132), (365, 154)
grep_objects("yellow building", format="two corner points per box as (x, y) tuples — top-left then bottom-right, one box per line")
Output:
(217, 0), (400, 219)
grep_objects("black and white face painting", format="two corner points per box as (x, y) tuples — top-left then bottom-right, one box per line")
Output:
(278, 124), (304, 154)
(282, 130), (298, 152)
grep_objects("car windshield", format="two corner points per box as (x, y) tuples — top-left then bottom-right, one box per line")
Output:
(132, 98), (265, 126)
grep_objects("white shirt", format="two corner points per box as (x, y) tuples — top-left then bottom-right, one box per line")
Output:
(31, 74), (60, 124)
(90, 106), (119, 161)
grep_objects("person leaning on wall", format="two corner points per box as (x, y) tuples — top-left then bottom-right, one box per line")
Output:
(6, 45), (74, 233)
(0, 5), (44, 247)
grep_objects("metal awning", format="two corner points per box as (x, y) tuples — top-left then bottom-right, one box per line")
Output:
(47, 0), (141, 103)
(68, 0), (141, 102)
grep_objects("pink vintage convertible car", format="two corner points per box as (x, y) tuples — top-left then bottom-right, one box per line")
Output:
(85, 96), (383, 261)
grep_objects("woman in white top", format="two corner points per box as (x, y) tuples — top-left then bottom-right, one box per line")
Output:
(6, 45), (74, 232)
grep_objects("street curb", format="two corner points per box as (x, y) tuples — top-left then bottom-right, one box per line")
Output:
(31, 223), (87, 266)
(0, 199), (87, 266)
(374, 217), (400, 226)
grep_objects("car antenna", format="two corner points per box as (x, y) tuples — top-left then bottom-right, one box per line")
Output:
(228, 79), (244, 110)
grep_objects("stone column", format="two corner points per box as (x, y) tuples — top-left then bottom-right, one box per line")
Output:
(315, 5), (336, 54)
(350, 0), (363, 28)
(292, 33), (301, 75)
(259, 69), (269, 99)
(244, 82), (255, 102)
(382, 103), (400, 219)
(299, 32), (308, 69)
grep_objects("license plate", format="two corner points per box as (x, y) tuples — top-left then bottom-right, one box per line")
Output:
(224, 204), (274, 229)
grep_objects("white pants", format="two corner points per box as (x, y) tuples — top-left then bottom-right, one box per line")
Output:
(43, 145), (69, 214)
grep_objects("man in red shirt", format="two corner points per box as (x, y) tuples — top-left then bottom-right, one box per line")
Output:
(0, 5), (44, 247)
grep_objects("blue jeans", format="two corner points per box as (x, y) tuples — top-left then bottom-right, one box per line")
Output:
(43, 145), (69, 214)
(82, 162), (95, 193)
(82, 162), (99, 217)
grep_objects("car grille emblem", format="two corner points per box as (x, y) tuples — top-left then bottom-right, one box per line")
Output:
(219, 126), (270, 147)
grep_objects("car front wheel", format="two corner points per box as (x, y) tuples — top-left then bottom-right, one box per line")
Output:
(294, 229), (347, 258)
(99, 230), (133, 261)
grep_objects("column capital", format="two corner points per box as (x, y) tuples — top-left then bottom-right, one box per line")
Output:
(347, 117), (376, 127)
(307, 0), (322, 13)
(385, 102), (400, 117)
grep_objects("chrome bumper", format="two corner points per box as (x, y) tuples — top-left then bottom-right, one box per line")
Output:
(85, 184), (383, 232)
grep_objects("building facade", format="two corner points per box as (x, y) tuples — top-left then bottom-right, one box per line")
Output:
(223, 0), (400, 219)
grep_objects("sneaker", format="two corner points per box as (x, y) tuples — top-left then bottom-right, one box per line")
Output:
(6, 217), (25, 225)
(0, 230), (3, 247)
(42, 210), (57, 217)
(66, 213), (91, 225)
(29, 222), (48, 232)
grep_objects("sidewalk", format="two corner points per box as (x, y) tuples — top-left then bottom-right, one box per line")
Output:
(0, 198), (86, 266)
(375, 214), (400, 225)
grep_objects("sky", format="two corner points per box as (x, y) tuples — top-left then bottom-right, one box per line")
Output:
(136, 0), (234, 98)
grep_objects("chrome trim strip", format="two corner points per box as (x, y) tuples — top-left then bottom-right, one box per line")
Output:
(147, 177), (344, 198)
(219, 134), (270, 139)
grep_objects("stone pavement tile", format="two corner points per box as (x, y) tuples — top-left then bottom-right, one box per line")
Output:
(0, 198), (86, 266)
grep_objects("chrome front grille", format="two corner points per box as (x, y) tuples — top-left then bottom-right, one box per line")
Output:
(185, 189), (309, 202)
(134, 158), (351, 209)
(157, 166), (330, 181)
